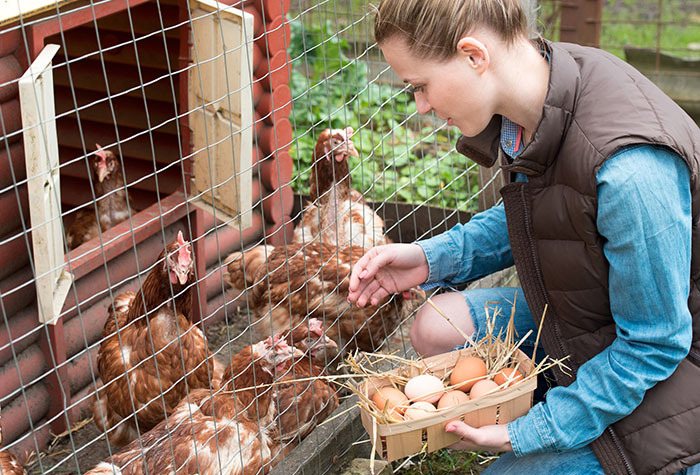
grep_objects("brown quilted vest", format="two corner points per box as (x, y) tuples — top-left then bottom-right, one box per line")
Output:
(455, 39), (700, 475)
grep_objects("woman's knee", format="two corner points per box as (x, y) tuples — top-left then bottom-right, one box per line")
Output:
(410, 293), (474, 357)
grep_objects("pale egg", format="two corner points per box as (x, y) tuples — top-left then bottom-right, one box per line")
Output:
(403, 374), (445, 404)
(494, 367), (524, 387)
(437, 390), (470, 409)
(404, 401), (437, 420)
(469, 379), (499, 399)
(372, 387), (409, 416)
(450, 356), (487, 392)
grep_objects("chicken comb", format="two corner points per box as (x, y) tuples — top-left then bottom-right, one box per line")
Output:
(273, 337), (292, 353)
(308, 318), (324, 337)
(176, 231), (192, 266)
(95, 144), (107, 164)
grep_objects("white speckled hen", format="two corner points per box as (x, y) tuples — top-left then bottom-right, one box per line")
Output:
(293, 128), (389, 249)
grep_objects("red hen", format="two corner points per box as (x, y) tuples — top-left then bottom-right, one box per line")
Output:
(224, 241), (423, 352)
(93, 231), (222, 447)
(87, 337), (301, 475)
(275, 318), (339, 446)
(66, 144), (131, 249)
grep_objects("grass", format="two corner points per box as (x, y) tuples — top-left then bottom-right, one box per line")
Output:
(391, 449), (496, 474)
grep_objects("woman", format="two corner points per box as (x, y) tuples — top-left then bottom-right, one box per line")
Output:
(347, 0), (700, 474)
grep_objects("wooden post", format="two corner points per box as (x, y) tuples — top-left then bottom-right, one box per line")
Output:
(19, 43), (73, 434)
(560, 0), (604, 47)
(188, 0), (254, 230)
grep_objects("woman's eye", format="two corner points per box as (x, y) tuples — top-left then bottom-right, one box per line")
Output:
(410, 85), (424, 94)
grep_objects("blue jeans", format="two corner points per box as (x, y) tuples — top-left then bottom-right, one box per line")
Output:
(483, 447), (700, 475)
(461, 287), (700, 475)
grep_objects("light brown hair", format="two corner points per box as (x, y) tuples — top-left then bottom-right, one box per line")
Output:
(374, 0), (529, 60)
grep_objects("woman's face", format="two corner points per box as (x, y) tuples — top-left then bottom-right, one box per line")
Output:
(380, 36), (494, 137)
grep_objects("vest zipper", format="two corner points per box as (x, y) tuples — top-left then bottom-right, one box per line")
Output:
(688, 349), (700, 367)
(607, 427), (635, 475)
(518, 185), (635, 475)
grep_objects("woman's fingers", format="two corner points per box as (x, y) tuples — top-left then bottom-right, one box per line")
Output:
(445, 421), (477, 439)
(444, 421), (513, 452)
(355, 279), (386, 307)
(349, 247), (380, 293)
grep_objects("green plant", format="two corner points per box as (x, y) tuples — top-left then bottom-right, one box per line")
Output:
(287, 17), (481, 212)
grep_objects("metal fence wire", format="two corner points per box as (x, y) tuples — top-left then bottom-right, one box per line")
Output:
(0, 0), (695, 474)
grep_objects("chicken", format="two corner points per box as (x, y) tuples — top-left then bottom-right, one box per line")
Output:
(224, 241), (422, 352)
(66, 144), (131, 250)
(93, 231), (223, 447)
(0, 408), (26, 475)
(293, 128), (389, 249)
(87, 337), (301, 475)
(275, 318), (339, 445)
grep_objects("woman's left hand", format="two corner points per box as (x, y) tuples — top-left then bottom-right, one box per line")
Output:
(445, 421), (513, 452)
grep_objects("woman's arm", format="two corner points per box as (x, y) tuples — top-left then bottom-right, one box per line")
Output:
(417, 202), (513, 288)
(508, 145), (693, 454)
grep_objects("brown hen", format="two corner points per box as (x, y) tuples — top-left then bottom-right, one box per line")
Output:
(66, 144), (131, 250)
(293, 128), (389, 249)
(275, 318), (339, 446)
(224, 241), (422, 353)
(87, 337), (300, 475)
(93, 231), (222, 447)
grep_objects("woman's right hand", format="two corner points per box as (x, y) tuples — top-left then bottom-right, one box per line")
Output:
(348, 243), (429, 307)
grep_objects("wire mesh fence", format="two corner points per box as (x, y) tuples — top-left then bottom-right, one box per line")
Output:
(0, 0), (695, 473)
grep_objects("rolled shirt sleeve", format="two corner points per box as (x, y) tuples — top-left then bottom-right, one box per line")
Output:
(508, 145), (693, 455)
(416, 202), (514, 288)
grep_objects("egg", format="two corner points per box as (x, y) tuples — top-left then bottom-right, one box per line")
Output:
(372, 387), (409, 416)
(450, 356), (487, 392)
(404, 401), (437, 420)
(494, 367), (524, 387)
(469, 379), (499, 399)
(437, 390), (470, 409)
(403, 374), (445, 404)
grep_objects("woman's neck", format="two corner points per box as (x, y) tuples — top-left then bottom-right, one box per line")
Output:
(492, 37), (550, 142)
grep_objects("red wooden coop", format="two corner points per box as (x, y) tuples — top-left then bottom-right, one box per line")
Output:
(0, 0), (294, 460)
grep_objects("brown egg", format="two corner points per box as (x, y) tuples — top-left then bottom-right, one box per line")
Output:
(494, 367), (524, 387)
(372, 387), (409, 416)
(450, 356), (487, 392)
(469, 379), (499, 399)
(437, 390), (470, 409)
(404, 401), (437, 420)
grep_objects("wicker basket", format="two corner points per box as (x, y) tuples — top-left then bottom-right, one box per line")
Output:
(358, 347), (536, 462)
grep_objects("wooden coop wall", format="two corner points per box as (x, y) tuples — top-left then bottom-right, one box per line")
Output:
(0, 0), (294, 460)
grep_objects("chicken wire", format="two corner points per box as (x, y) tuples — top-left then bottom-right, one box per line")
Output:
(0, 0), (513, 474)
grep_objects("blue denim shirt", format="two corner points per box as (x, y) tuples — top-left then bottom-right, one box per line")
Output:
(417, 144), (693, 454)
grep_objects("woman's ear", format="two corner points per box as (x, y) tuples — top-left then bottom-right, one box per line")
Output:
(457, 36), (490, 73)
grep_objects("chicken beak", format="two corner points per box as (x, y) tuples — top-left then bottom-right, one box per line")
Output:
(177, 271), (188, 285)
(347, 141), (359, 158)
(97, 165), (108, 183)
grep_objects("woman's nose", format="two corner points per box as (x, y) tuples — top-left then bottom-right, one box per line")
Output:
(415, 92), (432, 115)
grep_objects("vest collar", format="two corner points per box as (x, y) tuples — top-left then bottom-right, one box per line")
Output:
(455, 39), (579, 177)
